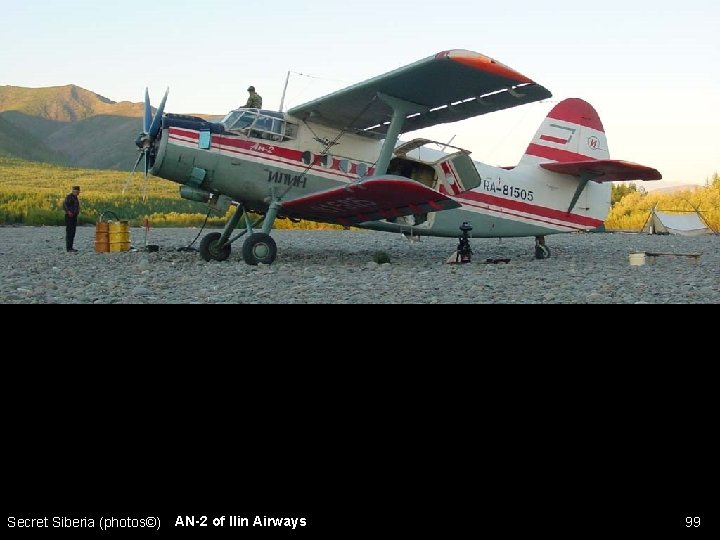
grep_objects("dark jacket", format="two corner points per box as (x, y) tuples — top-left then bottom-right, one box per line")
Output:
(63, 193), (80, 217)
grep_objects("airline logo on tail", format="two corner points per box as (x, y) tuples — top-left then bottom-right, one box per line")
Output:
(540, 124), (576, 146)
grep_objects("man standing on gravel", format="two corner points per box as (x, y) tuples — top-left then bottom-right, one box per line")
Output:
(63, 185), (81, 252)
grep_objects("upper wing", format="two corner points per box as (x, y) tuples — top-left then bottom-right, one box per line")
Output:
(540, 160), (662, 182)
(281, 177), (460, 226)
(287, 50), (551, 139)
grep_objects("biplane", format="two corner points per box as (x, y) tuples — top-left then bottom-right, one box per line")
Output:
(134, 49), (661, 265)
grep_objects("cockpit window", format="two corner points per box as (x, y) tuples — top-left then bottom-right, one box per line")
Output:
(221, 110), (258, 131)
(221, 108), (296, 141)
(220, 111), (240, 127)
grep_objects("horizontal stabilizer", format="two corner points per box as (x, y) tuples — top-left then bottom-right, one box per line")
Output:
(541, 160), (662, 182)
(282, 177), (460, 226)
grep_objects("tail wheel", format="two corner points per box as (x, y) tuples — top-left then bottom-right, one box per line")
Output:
(535, 244), (551, 260)
(242, 233), (277, 266)
(200, 232), (231, 262)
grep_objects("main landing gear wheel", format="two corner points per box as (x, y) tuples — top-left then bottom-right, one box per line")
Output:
(200, 232), (231, 262)
(535, 236), (551, 260)
(242, 233), (277, 266)
(535, 244), (551, 259)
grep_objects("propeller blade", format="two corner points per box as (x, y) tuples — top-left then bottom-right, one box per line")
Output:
(122, 151), (145, 195)
(148, 87), (169, 139)
(134, 151), (145, 175)
(143, 88), (152, 135)
(143, 150), (150, 202)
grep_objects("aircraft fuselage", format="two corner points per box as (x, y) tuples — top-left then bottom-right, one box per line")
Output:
(150, 111), (610, 238)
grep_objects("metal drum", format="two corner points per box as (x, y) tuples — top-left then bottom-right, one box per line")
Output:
(95, 221), (110, 253)
(109, 220), (131, 252)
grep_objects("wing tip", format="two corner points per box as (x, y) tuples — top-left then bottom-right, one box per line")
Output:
(436, 50), (535, 84)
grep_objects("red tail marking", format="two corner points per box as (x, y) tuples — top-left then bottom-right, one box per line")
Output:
(526, 144), (597, 163)
(546, 98), (605, 132)
(540, 135), (569, 145)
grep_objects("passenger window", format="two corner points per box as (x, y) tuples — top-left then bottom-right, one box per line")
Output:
(285, 123), (298, 139)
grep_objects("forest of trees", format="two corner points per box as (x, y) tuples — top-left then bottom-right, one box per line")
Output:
(607, 173), (719, 231)
(0, 156), (717, 232)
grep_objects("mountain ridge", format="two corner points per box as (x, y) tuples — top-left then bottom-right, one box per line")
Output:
(645, 184), (703, 194)
(0, 84), (216, 171)
(0, 84), (144, 121)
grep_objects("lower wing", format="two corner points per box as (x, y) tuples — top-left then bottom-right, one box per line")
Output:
(281, 177), (460, 226)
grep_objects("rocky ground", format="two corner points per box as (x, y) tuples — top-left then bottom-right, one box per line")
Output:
(0, 226), (717, 303)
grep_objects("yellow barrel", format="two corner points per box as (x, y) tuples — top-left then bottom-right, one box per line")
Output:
(95, 222), (110, 253)
(109, 220), (131, 252)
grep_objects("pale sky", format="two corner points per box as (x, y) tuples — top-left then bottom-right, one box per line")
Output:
(1, 0), (717, 189)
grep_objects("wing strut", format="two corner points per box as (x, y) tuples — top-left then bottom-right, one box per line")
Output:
(374, 93), (427, 176)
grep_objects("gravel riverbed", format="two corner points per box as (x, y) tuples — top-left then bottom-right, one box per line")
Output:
(1, 226), (717, 304)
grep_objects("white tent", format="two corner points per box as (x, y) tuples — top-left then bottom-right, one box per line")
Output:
(642, 208), (713, 236)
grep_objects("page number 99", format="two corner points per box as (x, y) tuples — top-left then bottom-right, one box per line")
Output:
(686, 517), (701, 528)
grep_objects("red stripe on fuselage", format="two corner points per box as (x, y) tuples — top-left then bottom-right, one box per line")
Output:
(170, 128), (300, 161)
(459, 198), (579, 231)
(525, 143), (597, 163)
(168, 128), (375, 177)
(457, 190), (604, 228)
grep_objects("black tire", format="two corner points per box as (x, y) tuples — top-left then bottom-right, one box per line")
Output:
(242, 233), (277, 266)
(200, 232), (231, 262)
(535, 244), (551, 260)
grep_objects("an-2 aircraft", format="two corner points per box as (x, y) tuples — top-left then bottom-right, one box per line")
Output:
(134, 49), (661, 265)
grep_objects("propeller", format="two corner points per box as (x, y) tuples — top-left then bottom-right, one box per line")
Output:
(131, 87), (169, 199)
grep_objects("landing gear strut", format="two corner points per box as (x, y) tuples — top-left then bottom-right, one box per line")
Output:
(456, 222), (473, 264)
(535, 236), (551, 260)
(199, 200), (281, 265)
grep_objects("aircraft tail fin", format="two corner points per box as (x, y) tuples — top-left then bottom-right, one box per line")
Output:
(519, 98), (610, 166)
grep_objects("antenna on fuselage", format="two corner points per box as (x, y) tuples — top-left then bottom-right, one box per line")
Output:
(279, 71), (291, 112)
(441, 135), (457, 152)
(279, 71), (351, 112)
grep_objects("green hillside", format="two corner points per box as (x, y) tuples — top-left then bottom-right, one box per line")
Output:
(0, 110), (66, 137)
(0, 115), (69, 164)
(46, 115), (143, 170)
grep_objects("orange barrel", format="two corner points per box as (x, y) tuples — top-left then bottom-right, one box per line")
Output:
(95, 221), (110, 253)
(109, 220), (131, 252)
